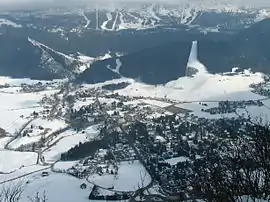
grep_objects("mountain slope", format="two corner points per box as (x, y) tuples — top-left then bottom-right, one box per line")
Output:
(0, 35), (56, 80)
(78, 18), (270, 85)
(96, 3), (269, 31)
(0, 35), (83, 80)
(1, 2), (270, 33)
(0, 5), (270, 82)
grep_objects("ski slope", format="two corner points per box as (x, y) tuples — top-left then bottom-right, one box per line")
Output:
(93, 2), (270, 31)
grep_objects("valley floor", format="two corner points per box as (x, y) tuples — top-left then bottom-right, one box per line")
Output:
(0, 70), (269, 201)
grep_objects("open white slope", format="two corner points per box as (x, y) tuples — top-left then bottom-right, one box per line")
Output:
(0, 151), (37, 173)
(14, 172), (91, 202)
(87, 160), (151, 192)
(113, 70), (264, 102)
(110, 40), (264, 102)
(0, 164), (48, 183)
(43, 125), (100, 163)
(0, 90), (52, 135)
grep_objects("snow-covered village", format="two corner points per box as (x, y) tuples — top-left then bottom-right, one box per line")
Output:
(0, 37), (269, 202)
(1, 1), (270, 201)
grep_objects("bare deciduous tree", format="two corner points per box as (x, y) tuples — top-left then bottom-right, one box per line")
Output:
(28, 191), (48, 202)
(0, 182), (24, 202)
(195, 124), (270, 202)
(0, 183), (48, 202)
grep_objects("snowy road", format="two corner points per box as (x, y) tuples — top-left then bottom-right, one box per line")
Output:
(0, 167), (50, 185)
(0, 82), (74, 183)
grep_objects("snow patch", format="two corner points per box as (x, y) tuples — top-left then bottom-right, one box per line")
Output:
(0, 137), (12, 150)
(43, 125), (99, 163)
(140, 99), (171, 108)
(107, 58), (123, 77)
(0, 19), (22, 28)
(19, 172), (90, 202)
(101, 12), (113, 30)
(53, 161), (78, 172)
(116, 71), (264, 102)
(0, 151), (37, 173)
(9, 136), (41, 150)
(155, 135), (166, 143)
(88, 160), (151, 191)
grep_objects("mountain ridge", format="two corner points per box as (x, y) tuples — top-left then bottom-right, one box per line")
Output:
(0, 6), (270, 84)
(1, 3), (270, 32)
(78, 18), (270, 84)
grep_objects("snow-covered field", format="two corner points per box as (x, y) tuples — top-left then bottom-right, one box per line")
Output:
(174, 99), (270, 121)
(53, 161), (78, 172)
(85, 69), (264, 104)
(12, 172), (91, 202)
(87, 161), (151, 191)
(43, 125), (99, 163)
(115, 71), (264, 102)
(0, 87), (57, 135)
(176, 102), (218, 112)
(175, 102), (238, 119)
(0, 70), (267, 202)
(0, 77), (64, 87)
(21, 118), (67, 137)
(98, 97), (120, 104)
(8, 136), (41, 150)
(1, 169), (117, 202)
(145, 111), (173, 119)
(0, 164), (48, 183)
(0, 137), (12, 149)
(43, 132), (85, 163)
(81, 69), (266, 121)
(140, 99), (172, 108)
(8, 118), (68, 150)
(237, 106), (270, 124)
(73, 98), (95, 110)
(0, 151), (37, 173)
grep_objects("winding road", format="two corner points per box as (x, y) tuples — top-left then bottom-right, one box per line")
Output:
(0, 82), (73, 184)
